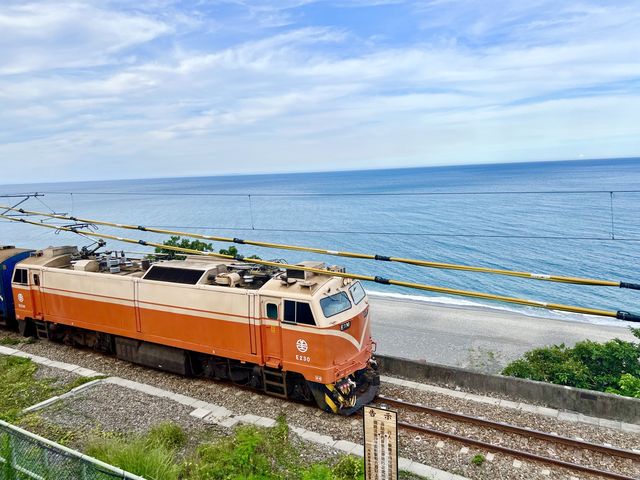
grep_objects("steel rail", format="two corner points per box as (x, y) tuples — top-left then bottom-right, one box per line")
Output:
(2, 213), (640, 322)
(377, 395), (639, 461)
(397, 420), (637, 480)
(2, 204), (640, 291)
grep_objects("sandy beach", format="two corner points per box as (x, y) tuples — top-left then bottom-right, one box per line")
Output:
(369, 294), (638, 374)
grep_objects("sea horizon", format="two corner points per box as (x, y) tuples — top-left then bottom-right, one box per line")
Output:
(2, 156), (640, 190)
(2, 157), (639, 327)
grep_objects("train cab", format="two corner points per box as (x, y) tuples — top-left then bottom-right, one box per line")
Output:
(260, 262), (378, 413)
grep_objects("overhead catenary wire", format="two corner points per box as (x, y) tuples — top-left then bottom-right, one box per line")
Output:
(23, 189), (640, 196)
(5, 220), (640, 241)
(1, 212), (639, 323)
(2, 205), (639, 291)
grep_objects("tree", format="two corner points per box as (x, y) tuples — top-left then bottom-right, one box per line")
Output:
(154, 236), (213, 259)
(154, 237), (261, 260)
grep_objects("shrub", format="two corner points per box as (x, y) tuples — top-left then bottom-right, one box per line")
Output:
(606, 374), (640, 398)
(501, 344), (591, 388)
(502, 328), (640, 398)
(571, 339), (640, 391)
(471, 454), (485, 466)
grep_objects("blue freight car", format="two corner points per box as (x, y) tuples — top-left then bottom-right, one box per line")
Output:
(0, 246), (34, 327)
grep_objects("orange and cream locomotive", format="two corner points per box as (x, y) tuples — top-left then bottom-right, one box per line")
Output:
(10, 246), (379, 414)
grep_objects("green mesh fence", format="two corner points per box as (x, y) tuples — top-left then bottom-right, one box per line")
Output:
(0, 421), (143, 480)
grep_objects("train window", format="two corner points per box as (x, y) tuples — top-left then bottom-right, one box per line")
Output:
(284, 301), (296, 322)
(13, 268), (28, 285)
(266, 303), (278, 320)
(142, 266), (204, 284)
(33, 274), (40, 286)
(283, 300), (316, 326)
(320, 292), (352, 318)
(349, 281), (366, 305)
(296, 303), (315, 325)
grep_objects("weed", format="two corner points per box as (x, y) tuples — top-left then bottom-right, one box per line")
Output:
(188, 425), (276, 479)
(87, 434), (181, 480)
(0, 336), (35, 345)
(471, 454), (485, 466)
(18, 413), (78, 446)
(186, 416), (365, 480)
(331, 455), (364, 480)
(147, 422), (187, 450)
(0, 356), (56, 422)
(302, 464), (333, 480)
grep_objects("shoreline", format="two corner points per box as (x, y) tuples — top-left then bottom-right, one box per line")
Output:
(367, 291), (636, 328)
(367, 294), (636, 374)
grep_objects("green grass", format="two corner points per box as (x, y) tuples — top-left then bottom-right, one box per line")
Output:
(0, 355), (107, 424)
(0, 356), (57, 422)
(0, 336), (35, 346)
(0, 357), (388, 480)
(147, 422), (187, 450)
(86, 417), (366, 480)
(87, 435), (182, 480)
(17, 413), (78, 446)
(184, 416), (365, 480)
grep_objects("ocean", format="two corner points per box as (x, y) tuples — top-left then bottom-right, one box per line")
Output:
(2, 158), (639, 326)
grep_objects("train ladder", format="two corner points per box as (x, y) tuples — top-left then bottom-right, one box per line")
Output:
(263, 367), (287, 398)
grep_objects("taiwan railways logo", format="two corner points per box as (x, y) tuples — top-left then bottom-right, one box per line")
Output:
(17, 293), (24, 303)
(296, 339), (308, 353)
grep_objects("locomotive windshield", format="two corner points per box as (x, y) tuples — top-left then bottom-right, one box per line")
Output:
(320, 291), (352, 318)
(348, 281), (366, 304)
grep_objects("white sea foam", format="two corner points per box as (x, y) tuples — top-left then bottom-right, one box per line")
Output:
(366, 289), (629, 327)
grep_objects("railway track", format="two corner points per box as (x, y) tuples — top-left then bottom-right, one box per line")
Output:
(375, 395), (640, 480)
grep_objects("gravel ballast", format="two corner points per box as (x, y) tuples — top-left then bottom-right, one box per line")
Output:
(4, 331), (639, 479)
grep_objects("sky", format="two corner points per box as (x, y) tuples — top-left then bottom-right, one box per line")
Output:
(0, 0), (639, 183)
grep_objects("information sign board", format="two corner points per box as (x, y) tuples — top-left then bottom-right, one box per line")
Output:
(363, 406), (398, 480)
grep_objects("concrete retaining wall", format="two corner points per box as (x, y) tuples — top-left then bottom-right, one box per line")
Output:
(377, 355), (640, 424)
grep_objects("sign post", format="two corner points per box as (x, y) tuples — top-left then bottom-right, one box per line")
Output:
(363, 406), (398, 480)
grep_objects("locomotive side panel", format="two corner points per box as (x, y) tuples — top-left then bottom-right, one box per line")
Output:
(0, 248), (33, 326)
(39, 268), (137, 336)
(278, 317), (372, 384)
(137, 282), (258, 363)
(279, 323), (330, 383)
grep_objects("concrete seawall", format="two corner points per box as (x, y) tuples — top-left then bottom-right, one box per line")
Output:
(377, 354), (640, 424)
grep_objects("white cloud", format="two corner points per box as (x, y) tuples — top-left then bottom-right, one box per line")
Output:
(0, 2), (171, 74)
(0, 0), (638, 183)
